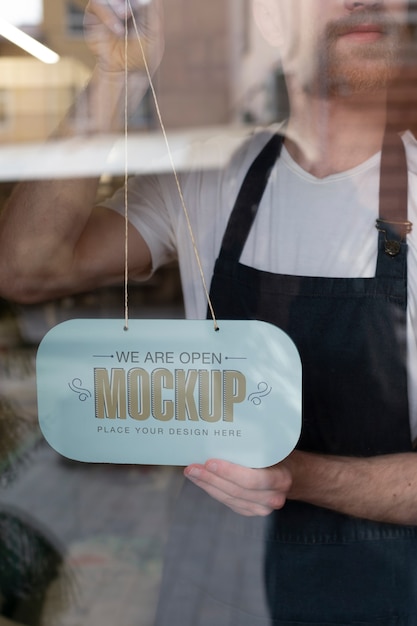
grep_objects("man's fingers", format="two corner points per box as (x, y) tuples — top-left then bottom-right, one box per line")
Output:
(186, 471), (275, 517)
(87, 0), (154, 22)
(85, 0), (163, 58)
(86, 0), (149, 35)
(85, 1), (125, 36)
(188, 459), (290, 492)
(184, 460), (291, 515)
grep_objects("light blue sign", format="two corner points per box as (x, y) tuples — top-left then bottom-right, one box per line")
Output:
(36, 319), (302, 468)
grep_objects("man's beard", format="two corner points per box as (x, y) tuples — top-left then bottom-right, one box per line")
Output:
(313, 10), (407, 97)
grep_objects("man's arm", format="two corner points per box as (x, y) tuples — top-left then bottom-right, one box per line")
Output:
(184, 450), (417, 525)
(0, 0), (163, 304)
(0, 178), (152, 303)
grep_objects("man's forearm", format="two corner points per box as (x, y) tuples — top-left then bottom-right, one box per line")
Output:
(0, 1), (163, 303)
(287, 450), (417, 525)
(0, 66), (149, 303)
(0, 177), (99, 301)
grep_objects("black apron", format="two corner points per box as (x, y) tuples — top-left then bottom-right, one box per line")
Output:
(207, 133), (417, 625)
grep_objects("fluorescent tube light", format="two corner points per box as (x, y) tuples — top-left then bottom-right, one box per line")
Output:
(0, 17), (60, 64)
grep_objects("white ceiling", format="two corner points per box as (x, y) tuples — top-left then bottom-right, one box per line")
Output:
(0, 1), (43, 27)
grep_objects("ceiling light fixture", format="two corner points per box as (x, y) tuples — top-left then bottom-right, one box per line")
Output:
(0, 17), (60, 64)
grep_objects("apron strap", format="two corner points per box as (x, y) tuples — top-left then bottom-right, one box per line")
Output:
(377, 131), (412, 259)
(218, 134), (283, 262)
(218, 130), (411, 275)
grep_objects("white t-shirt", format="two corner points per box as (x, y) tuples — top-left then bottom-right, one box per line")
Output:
(102, 128), (417, 439)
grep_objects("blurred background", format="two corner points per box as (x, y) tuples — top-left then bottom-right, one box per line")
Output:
(0, 2), (417, 625)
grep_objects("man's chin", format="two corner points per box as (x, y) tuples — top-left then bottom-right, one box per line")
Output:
(334, 31), (406, 92)
(319, 44), (402, 97)
(328, 69), (391, 97)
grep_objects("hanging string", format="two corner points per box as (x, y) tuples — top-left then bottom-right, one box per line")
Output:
(123, 0), (219, 331)
(124, 8), (129, 331)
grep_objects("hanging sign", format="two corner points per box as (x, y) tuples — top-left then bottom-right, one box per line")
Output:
(36, 319), (302, 468)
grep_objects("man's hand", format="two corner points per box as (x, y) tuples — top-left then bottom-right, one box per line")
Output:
(184, 458), (293, 517)
(84, 0), (164, 73)
(184, 450), (417, 526)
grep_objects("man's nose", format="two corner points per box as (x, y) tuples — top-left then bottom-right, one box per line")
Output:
(344, 0), (383, 10)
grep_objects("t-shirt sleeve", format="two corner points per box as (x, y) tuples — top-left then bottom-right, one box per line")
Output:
(100, 174), (178, 273)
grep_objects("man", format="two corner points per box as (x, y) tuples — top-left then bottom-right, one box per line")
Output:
(1, 0), (417, 622)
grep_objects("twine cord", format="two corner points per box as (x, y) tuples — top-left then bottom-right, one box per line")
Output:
(123, 0), (219, 331)
(124, 8), (129, 330)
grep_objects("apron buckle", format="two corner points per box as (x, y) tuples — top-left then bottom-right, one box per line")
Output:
(375, 218), (413, 257)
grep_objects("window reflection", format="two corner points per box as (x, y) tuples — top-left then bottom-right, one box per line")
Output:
(1, 1), (417, 625)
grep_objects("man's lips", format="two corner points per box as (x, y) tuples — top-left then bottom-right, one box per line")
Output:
(337, 23), (386, 42)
